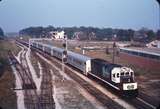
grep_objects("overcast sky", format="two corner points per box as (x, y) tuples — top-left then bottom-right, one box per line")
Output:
(0, 0), (159, 32)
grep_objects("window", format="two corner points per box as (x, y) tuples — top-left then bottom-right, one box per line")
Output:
(102, 66), (110, 77)
(121, 72), (124, 76)
(68, 56), (72, 61)
(73, 59), (82, 65)
(149, 54), (159, 60)
(117, 73), (119, 78)
(132, 51), (138, 55)
(138, 52), (148, 57)
(126, 72), (129, 76)
(113, 74), (115, 78)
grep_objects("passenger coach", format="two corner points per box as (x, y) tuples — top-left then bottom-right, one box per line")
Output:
(67, 51), (91, 75)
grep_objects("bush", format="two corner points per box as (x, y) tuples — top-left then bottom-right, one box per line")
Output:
(0, 58), (7, 77)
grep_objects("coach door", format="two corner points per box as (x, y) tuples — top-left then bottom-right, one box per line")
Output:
(85, 60), (91, 75)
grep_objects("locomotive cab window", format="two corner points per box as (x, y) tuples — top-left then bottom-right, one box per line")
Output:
(117, 73), (120, 78)
(113, 74), (116, 78)
(102, 65), (110, 77)
(121, 72), (124, 76)
(126, 72), (129, 76)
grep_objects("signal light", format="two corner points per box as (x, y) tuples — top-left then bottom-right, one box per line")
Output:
(63, 43), (66, 48)
(62, 50), (67, 63)
(63, 50), (67, 55)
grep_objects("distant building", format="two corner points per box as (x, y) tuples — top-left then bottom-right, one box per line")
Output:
(88, 32), (96, 40)
(73, 31), (96, 40)
(133, 31), (147, 42)
(73, 31), (87, 40)
(146, 40), (160, 48)
(119, 47), (160, 71)
(48, 31), (65, 39)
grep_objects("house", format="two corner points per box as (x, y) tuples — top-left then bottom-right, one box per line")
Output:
(133, 31), (147, 42)
(48, 31), (65, 39)
(146, 40), (160, 48)
(73, 31), (96, 40)
(73, 31), (87, 40)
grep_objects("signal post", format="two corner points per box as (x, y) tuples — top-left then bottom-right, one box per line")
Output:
(62, 35), (68, 81)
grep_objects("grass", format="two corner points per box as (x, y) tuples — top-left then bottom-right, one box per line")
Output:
(0, 39), (21, 109)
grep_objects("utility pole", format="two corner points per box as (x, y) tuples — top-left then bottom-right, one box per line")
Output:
(112, 34), (117, 64)
(156, 0), (160, 29)
(62, 34), (68, 81)
(29, 39), (31, 57)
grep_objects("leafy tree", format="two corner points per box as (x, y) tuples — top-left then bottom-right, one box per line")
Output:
(19, 26), (157, 42)
(127, 29), (134, 41)
(156, 30), (160, 40)
(0, 27), (4, 36)
(0, 27), (4, 40)
(146, 30), (156, 41)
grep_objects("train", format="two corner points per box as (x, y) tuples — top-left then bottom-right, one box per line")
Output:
(18, 40), (138, 97)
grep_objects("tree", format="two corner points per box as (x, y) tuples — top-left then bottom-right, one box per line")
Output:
(156, 30), (160, 40)
(0, 27), (4, 40)
(0, 27), (4, 36)
(128, 29), (135, 41)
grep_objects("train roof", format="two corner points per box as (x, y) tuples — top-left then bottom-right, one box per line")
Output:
(68, 51), (92, 61)
(92, 58), (122, 67)
(120, 47), (160, 57)
(35, 41), (64, 52)
(32, 41), (92, 61)
(52, 46), (64, 52)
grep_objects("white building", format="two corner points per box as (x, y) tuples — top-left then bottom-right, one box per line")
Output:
(146, 40), (160, 48)
(49, 31), (65, 39)
(158, 41), (160, 48)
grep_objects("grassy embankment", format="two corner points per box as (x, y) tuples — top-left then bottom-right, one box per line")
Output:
(0, 39), (21, 109)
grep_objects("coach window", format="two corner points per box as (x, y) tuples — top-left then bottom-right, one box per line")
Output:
(117, 73), (120, 78)
(149, 54), (159, 60)
(133, 51), (138, 55)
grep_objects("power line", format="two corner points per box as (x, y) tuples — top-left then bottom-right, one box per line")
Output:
(156, 0), (160, 29)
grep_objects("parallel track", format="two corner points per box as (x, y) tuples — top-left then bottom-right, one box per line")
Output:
(36, 55), (55, 109)
(8, 50), (39, 109)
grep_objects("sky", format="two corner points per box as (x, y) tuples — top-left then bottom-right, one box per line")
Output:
(0, 0), (159, 32)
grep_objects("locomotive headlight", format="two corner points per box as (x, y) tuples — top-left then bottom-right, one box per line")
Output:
(123, 83), (137, 90)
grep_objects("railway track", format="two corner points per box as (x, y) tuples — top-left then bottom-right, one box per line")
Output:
(18, 41), (159, 109)
(36, 48), (159, 109)
(37, 56), (55, 109)
(17, 44), (55, 109)
(8, 50), (39, 109)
